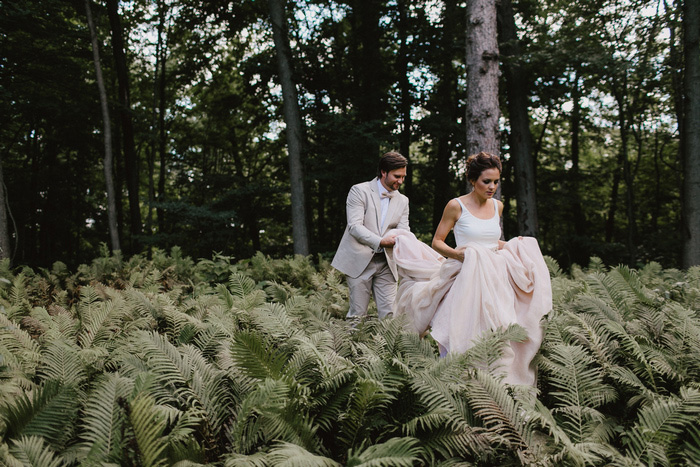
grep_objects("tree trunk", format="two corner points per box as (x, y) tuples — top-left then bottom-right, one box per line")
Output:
(465, 0), (500, 158)
(498, 0), (538, 236)
(432, 0), (459, 230)
(613, 75), (637, 264)
(0, 153), (11, 263)
(683, 0), (700, 267)
(268, 0), (310, 256)
(397, 0), (412, 197)
(106, 0), (141, 246)
(156, 0), (167, 234)
(85, 0), (120, 253)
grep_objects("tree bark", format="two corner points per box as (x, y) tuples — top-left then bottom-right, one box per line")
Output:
(432, 0), (459, 230)
(0, 153), (11, 263)
(85, 0), (120, 252)
(106, 0), (141, 246)
(498, 0), (538, 236)
(683, 0), (700, 267)
(465, 0), (500, 158)
(268, 0), (310, 256)
(397, 0), (413, 197)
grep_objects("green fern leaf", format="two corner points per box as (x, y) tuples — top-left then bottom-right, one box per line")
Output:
(624, 387), (700, 465)
(7, 435), (64, 467)
(264, 441), (341, 466)
(345, 437), (422, 467)
(76, 373), (134, 463)
(1, 380), (80, 449)
(128, 394), (168, 467)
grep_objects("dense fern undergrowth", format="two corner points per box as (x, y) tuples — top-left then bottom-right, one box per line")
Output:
(1, 247), (700, 466)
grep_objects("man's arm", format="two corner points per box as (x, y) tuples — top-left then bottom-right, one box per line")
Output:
(346, 185), (383, 251)
(397, 197), (410, 231)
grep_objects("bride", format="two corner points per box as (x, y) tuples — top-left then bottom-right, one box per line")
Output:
(388, 152), (551, 386)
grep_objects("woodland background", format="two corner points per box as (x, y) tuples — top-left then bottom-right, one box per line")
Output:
(1, 0), (699, 271)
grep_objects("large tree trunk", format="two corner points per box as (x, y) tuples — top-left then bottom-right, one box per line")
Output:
(268, 0), (310, 256)
(0, 153), (10, 263)
(106, 0), (141, 247)
(465, 0), (500, 156)
(497, 0), (538, 236)
(85, 0), (120, 253)
(683, 0), (700, 267)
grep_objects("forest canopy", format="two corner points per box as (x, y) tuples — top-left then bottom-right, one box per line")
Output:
(0, 0), (697, 270)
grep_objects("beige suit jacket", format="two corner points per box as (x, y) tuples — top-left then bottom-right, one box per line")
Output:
(331, 178), (410, 279)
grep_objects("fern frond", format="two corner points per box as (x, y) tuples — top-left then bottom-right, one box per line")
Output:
(229, 330), (289, 381)
(7, 435), (63, 467)
(1, 380), (80, 449)
(128, 394), (168, 467)
(75, 372), (134, 463)
(179, 344), (234, 440)
(0, 313), (42, 381)
(223, 450), (268, 467)
(264, 441), (341, 467)
(603, 320), (659, 391)
(246, 302), (302, 343)
(228, 272), (266, 311)
(624, 386), (700, 465)
(345, 437), (422, 467)
(37, 339), (87, 387)
(116, 330), (195, 404)
(464, 369), (534, 453)
(538, 343), (617, 443)
(227, 377), (291, 453)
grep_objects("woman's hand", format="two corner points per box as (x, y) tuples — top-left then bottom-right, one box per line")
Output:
(454, 246), (466, 262)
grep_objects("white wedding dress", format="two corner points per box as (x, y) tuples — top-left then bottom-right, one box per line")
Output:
(388, 198), (552, 386)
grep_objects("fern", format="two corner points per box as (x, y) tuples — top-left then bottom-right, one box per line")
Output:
(0, 380), (80, 450)
(75, 372), (133, 463)
(623, 386), (700, 466)
(345, 437), (422, 467)
(538, 343), (617, 444)
(128, 393), (168, 467)
(6, 435), (64, 467)
(36, 339), (87, 387)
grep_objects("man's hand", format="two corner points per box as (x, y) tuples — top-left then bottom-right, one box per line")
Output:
(379, 233), (398, 248)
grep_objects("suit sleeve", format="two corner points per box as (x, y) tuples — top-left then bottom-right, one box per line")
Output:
(397, 197), (410, 231)
(346, 185), (382, 251)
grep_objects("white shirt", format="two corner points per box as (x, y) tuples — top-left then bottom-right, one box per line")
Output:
(377, 178), (390, 229)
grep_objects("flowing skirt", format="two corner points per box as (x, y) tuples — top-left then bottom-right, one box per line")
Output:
(387, 231), (552, 386)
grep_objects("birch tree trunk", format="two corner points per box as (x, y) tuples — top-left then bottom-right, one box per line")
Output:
(268, 0), (310, 255)
(683, 0), (700, 267)
(465, 0), (500, 157)
(86, 0), (120, 252)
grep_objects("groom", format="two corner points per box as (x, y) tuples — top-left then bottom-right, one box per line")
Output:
(332, 151), (410, 319)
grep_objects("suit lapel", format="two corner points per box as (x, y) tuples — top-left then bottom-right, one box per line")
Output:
(383, 192), (399, 234)
(369, 179), (382, 232)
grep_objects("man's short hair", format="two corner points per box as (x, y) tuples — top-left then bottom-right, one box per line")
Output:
(377, 151), (408, 177)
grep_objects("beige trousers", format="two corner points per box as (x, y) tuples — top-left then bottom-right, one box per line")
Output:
(346, 254), (396, 319)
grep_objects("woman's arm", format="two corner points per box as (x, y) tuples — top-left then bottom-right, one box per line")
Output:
(432, 199), (465, 261)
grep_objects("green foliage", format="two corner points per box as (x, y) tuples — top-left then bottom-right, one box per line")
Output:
(1, 250), (699, 465)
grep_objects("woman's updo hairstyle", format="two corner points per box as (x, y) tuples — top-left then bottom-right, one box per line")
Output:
(466, 151), (502, 183)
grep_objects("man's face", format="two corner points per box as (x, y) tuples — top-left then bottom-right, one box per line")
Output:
(380, 167), (407, 192)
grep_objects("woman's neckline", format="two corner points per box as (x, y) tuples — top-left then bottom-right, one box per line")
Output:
(458, 195), (495, 220)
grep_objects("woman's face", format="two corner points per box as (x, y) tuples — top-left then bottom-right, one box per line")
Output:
(471, 168), (500, 199)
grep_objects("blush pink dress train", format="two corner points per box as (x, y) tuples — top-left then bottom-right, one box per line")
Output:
(387, 198), (552, 386)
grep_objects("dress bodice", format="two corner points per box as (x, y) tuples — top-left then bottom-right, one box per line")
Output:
(453, 197), (500, 250)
